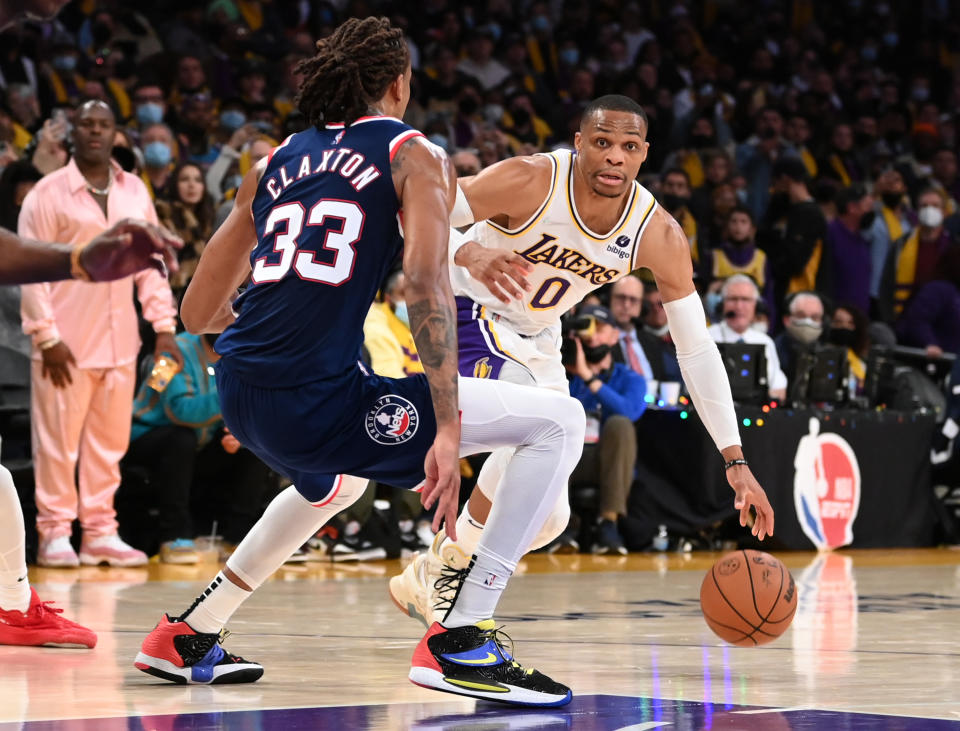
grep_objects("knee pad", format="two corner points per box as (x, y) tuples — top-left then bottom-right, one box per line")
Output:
(527, 496), (570, 552)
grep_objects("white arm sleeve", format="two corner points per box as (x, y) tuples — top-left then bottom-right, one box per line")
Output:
(663, 292), (742, 451)
(451, 183), (475, 228)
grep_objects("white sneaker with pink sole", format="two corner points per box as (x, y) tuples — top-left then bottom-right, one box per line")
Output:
(79, 535), (148, 567)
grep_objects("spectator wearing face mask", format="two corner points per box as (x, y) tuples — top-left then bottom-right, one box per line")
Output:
(566, 305), (646, 556)
(828, 303), (871, 391)
(44, 39), (84, 109)
(867, 168), (916, 302)
(762, 156), (827, 309)
(879, 188), (957, 323)
(708, 274), (787, 401)
(204, 121), (257, 204)
(774, 291), (825, 388)
(660, 168), (699, 263)
(131, 82), (167, 130)
(363, 269), (422, 378)
(701, 206), (774, 320)
(139, 122), (177, 199)
(816, 184), (876, 316)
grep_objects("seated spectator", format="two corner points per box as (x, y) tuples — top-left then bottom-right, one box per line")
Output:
(154, 162), (215, 301)
(566, 305), (646, 556)
(640, 280), (671, 342)
(708, 274), (787, 400)
(774, 291), (825, 388)
(880, 188), (956, 323)
(457, 28), (509, 91)
(124, 332), (274, 563)
(701, 206), (774, 318)
(659, 168), (698, 262)
(609, 274), (681, 382)
(896, 246), (960, 357)
(827, 303), (871, 391)
(819, 122), (865, 186)
(451, 148), (481, 177)
(817, 184), (874, 316)
(363, 270), (422, 378)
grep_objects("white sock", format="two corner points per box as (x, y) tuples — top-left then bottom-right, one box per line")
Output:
(181, 479), (367, 632)
(0, 466), (30, 613)
(442, 545), (515, 628)
(443, 505), (485, 556)
(443, 381), (585, 626)
(182, 572), (250, 634)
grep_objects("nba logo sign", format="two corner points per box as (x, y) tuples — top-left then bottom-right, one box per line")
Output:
(365, 395), (419, 445)
(793, 417), (861, 550)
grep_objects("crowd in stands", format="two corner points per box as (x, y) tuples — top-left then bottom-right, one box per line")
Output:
(2, 0), (960, 560)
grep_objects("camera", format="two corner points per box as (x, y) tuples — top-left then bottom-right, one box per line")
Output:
(560, 314), (594, 366)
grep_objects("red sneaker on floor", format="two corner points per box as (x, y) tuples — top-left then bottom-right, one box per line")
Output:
(0, 588), (97, 648)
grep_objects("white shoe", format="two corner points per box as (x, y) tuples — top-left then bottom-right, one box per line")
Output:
(79, 534), (148, 567)
(388, 529), (469, 628)
(37, 536), (79, 568)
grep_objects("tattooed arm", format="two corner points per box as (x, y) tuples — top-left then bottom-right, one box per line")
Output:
(392, 136), (461, 538)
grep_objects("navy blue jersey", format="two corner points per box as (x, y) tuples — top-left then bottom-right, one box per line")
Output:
(216, 116), (424, 387)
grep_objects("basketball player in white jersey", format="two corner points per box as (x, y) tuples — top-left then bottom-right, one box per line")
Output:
(388, 94), (774, 626)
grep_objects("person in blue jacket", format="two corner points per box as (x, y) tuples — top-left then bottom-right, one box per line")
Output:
(566, 304), (647, 555)
(124, 332), (274, 564)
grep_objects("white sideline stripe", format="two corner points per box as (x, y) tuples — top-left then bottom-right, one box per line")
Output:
(733, 706), (810, 714)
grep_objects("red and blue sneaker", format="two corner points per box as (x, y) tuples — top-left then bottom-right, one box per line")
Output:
(409, 620), (572, 707)
(134, 614), (262, 684)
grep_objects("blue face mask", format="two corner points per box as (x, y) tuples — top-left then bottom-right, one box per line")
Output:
(52, 55), (76, 73)
(560, 48), (580, 66)
(143, 141), (172, 168)
(883, 32), (899, 47)
(531, 15), (550, 33)
(136, 103), (164, 126)
(393, 301), (409, 327)
(252, 119), (274, 134)
(220, 109), (246, 131)
(705, 292), (723, 319)
(427, 133), (449, 152)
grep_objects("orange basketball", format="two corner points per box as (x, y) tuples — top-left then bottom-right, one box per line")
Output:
(699, 550), (798, 646)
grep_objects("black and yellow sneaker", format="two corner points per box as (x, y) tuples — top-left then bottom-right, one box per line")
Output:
(409, 620), (572, 707)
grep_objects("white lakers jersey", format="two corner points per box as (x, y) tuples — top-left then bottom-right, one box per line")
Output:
(451, 149), (658, 336)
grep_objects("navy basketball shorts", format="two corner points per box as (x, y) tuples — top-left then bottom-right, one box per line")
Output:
(215, 359), (437, 504)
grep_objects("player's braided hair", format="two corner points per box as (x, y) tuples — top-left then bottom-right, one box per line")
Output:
(296, 17), (409, 128)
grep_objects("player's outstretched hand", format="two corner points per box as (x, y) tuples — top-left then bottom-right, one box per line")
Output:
(726, 464), (775, 541)
(421, 426), (462, 541)
(458, 242), (533, 304)
(79, 219), (183, 282)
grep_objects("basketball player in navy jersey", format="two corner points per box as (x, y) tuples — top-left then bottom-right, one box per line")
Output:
(134, 17), (583, 706)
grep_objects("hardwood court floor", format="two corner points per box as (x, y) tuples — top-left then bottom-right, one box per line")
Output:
(2, 549), (959, 729)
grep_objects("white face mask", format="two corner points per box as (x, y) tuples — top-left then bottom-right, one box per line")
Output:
(918, 205), (944, 228)
(786, 317), (823, 344)
(750, 321), (769, 335)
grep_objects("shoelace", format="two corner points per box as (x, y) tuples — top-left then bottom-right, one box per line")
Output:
(432, 563), (470, 615)
(32, 600), (65, 619)
(482, 624), (536, 676)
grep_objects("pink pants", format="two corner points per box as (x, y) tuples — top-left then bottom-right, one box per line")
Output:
(30, 361), (136, 542)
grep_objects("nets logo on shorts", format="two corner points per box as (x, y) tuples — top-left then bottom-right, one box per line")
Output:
(793, 417), (861, 550)
(365, 395), (420, 445)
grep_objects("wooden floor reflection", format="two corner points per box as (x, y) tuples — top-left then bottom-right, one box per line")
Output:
(2, 549), (959, 728)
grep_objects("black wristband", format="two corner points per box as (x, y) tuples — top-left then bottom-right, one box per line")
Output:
(724, 458), (749, 471)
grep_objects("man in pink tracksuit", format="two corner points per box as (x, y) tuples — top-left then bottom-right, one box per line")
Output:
(19, 100), (180, 568)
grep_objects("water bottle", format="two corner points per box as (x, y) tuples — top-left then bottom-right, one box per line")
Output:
(652, 524), (669, 551)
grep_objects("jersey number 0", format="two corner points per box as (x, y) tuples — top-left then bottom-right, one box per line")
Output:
(252, 199), (365, 285)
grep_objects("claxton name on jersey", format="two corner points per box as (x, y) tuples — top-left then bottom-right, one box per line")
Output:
(515, 233), (621, 286)
(263, 148), (381, 200)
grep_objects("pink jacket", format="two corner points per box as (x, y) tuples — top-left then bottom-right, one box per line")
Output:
(19, 159), (177, 368)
